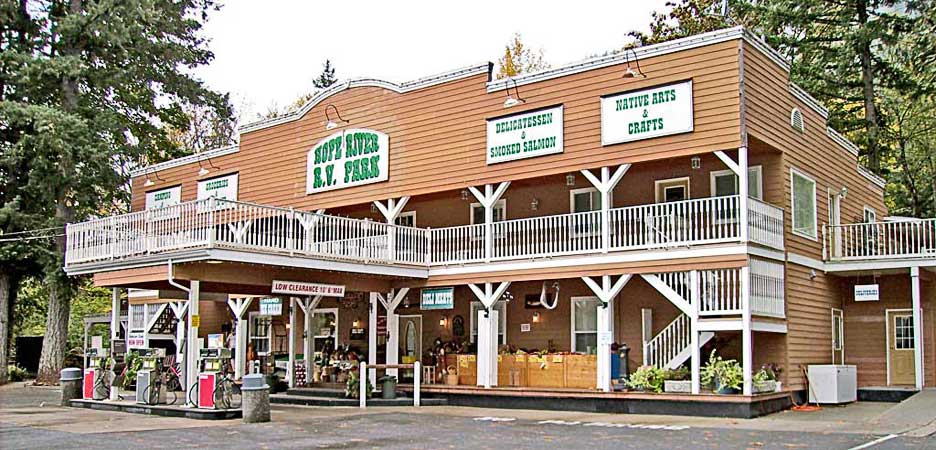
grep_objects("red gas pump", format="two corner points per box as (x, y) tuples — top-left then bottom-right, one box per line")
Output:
(82, 348), (107, 400)
(196, 348), (231, 409)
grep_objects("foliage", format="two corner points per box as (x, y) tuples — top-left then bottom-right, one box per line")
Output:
(495, 33), (550, 79)
(700, 350), (742, 391)
(345, 370), (373, 399)
(753, 369), (770, 383)
(165, 103), (237, 155)
(758, 363), (781, 381)
(313, 59), (338, 89)
(258, 59), (339, 120)
(663, 366), (690, 381)
(7, 365), (29, 382)
(626, 365), (666, 392)
(14, 277), (113, 350)
(121, 352), (142, 389)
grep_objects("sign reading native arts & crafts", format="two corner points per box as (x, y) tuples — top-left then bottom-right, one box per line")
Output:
(487, 105), (564, 164)
(306, 128), (389, 194)
(421, 287), (454, 310)
(600, 80), (694, 145)
(271, 280), (346, 297)
(197, 173), (238, 203)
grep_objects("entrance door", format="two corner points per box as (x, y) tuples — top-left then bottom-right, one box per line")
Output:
(887, 310), (916, 385)
(398, 315), (422, 382)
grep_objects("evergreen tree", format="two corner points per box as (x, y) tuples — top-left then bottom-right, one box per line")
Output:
(313, 59), (337, 89)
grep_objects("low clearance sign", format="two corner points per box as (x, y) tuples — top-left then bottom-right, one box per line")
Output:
(271, 280), (346, 297)
(306, 128), (389, 194)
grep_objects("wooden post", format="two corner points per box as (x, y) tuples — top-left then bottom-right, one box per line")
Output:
(110, 288), (120, 346)
(690, 270), (701, 395)
(468, 282), (510, 388)
(739, 147), (749, 242)
(368, 293), (378, 382)
(359, 362), (367, 409)
(373, 197), (410, 263)
(741, 266), (753, 396)
(582, 274), (632, 392)
(468, 182), (510, 262)
(414, 361), (421, 407)
(227, 297), (253, 381)
(581, 165), (630, 253)
(288, 297), (296, 388)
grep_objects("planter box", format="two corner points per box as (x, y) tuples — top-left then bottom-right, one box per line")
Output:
(497, 355), (527, 387)
(456, 354), (477, 386)
(664, 380), (691, 393)
(753, 380), (781, 394)
(527, 355), (565, 388)
(564, 354), (597, 389)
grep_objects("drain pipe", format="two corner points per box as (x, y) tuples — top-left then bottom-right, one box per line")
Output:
(167, 259), (190, 293)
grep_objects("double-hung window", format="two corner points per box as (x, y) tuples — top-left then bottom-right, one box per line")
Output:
(710, 166), (763, 200)
(470, 301), (506, 345)
(571, 297), (600, 353)
(470, 200), (506, 224)
(791, 168), (818, 239)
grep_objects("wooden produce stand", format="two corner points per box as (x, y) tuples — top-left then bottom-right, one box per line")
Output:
(450, 353), (598, 389)
(497, 354), (527, 387)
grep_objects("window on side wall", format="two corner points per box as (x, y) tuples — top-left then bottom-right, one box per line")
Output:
(470, 200), (506, 224)
(791, 168), (818, 239)
(570, 187), (602, 213)
(469, 301), (506, 345)
(863, 207), (876, 224)
(709, 166), (763, 200)
(395, 211), (416, 227)
(571, 297), (600, 353)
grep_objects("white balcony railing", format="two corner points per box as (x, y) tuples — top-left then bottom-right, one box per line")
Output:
(824, 219), (936, 261)
(66, 195), (786, 269)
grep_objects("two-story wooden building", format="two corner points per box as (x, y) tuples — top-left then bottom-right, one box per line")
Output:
(65, 26), (934, 417)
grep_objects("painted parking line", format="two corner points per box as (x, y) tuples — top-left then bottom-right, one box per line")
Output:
(473, 416), (517, 422)
(539, 420), (690, 431)
(847, 434), (898, 450)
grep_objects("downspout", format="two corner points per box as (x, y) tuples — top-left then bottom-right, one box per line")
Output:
(167, 259), (190, 293)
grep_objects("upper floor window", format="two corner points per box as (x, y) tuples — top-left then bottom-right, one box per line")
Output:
(863, 207), (877, 224)
(710, 166), (763, 200)
(570, 187), (603, 213)
(655, 177), (690, 203)
(470, 200), (506, 224)
(791, 168), (817, 239)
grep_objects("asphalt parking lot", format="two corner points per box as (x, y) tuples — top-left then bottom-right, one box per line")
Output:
(1, 384), (934, 450)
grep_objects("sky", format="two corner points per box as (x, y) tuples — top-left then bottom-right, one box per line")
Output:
(195, 1), (670, 120)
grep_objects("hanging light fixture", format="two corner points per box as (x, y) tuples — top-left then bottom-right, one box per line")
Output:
(566, 173), (576, 187)
(530, 197), (540, 211)
(503, 78), (526, 108)
(621, 49), (647, 79)
(324, 104), (349, 130)
(691, 156), (701, 169)
(460, 189), (470, 201)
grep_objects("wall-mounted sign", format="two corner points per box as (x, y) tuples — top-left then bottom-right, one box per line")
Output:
(259, 297), (283, 316)
(601, 80), (694, 145)
(854, 284), (880, 302)
(145, 185), (182, 220)
(271, 280), (346, 297)
(197, 173), (238, 203)
(487, 105), (564, 164)
(350, 328), (366, 340)
(128, 331), (146, 349)
(421, 287), (454, 310)
(306, 128), (389, 194)
(520, 323), (531, 333)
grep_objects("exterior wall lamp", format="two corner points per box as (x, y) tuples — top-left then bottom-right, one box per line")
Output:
(621, 49), (647, 79)
(530, 197), (540, 211)
(691, 155), (701, 169)
(532, 312), (541, 323)
(503, 78), (526, 108)
(439, 316), (447, 327)
(566, 173), (576, 186)
(197, 155), (219, 176)
(460, 189), (469, 201)
(324, 104), (349, 130)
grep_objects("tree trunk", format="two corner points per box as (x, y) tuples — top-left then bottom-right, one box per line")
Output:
(0, 271), (12, 384)
(856, 0), (881, 173)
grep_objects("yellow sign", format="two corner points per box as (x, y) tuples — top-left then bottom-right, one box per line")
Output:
(191, 315), (200, 327)
(552, 355), (564, 363)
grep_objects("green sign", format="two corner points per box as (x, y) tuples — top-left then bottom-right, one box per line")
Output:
(421, 287), (454, 310)
(601, 80), (694, 145)
(306, 128), (389, 194)
(486, 105), (564, 164)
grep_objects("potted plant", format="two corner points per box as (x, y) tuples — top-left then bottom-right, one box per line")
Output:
(753, 363), (782, 393)
(625, 365), (665, 393)
(345, 370), (373, 399)
(662, 366), (691, 393)
(378, 375), (398, 399)
(700, 350), (742, 394)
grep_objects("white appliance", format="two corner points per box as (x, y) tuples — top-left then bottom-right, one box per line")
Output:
(807, 365), (857, 404)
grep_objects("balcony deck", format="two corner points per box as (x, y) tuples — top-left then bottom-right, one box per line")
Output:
(824, 219), (936, 264)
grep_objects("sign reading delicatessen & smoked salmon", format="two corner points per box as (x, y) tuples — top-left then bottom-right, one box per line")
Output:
(271, 280), (346, 297)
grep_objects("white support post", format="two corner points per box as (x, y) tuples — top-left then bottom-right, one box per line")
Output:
(582, 274), (632, 392)
(741, 266), (753, 396)
(690, 270), (701, 395)
(368, 293), (378, 382)
(185, 280), (200, 406)
(413, 361), (421, 407)
(168, 301), (189, 371)
(227, 297), (253, 380)
(288, 297), (297, 388)
(468, 182), (510, 262)
(110, 288), (120, 345)
(911, 267), (924, 390)
(376, 288), (410, 379)
(581, 165), (631, 253)
(738, 147), (749, 242)
(295, 295), (321, 386)
(468, 282), (511, 388)
(374, 196), (410, 262)
(641, 308), (653, 367)
(360, 362), (367, 409)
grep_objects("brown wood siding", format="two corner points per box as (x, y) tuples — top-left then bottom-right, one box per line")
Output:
(784, 262), (842, 390)
(130, 41), (741, 212)
(743, 43), (887, 261)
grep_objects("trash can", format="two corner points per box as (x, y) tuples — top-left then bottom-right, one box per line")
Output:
(379, 376), (397, 399)
(60, 368), (82, 406)
(241, 374), (270, 423)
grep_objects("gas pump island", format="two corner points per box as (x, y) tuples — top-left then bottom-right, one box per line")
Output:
(135, 348), (166, 405)
(82, 348), (109, 400)
(197, 348), (233, 409)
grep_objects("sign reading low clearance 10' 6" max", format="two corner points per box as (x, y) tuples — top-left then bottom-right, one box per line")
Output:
(487, 105), (564, 164)
(601, 80), (693, 145)
(306, 128), (389, 194)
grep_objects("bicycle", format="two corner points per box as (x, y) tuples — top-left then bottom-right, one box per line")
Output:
(213, 373), (242, 409)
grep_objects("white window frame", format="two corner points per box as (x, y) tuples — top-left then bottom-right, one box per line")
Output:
(248, 311), (273, 357)
(863, 206), (877, 224)
(569, 187), (603, 213)
(469, 300), (507, 345)
(831, 308), (844, 364)
(395, 210), (416, 227)
(654, 177), (691, 203)
(790, 167), (818, 240)
(570, 296), (600, 353)
(470, 199), (507, 224)
(709, 165), (763, 200)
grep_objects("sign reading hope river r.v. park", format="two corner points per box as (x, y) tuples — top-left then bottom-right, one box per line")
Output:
(600, 80), (693, 145)
(306, 128), (389, 194)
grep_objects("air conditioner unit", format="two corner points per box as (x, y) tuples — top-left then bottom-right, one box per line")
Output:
(807, 365), (857, 404)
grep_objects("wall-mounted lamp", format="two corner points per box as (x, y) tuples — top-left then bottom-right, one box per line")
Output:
(503, 78), (526, 108)
(532, 312), (541, 323)
(501, 291), (514, 303)
(839, 186), (848, 200)
(324, 104), (349, 130)
(371, 203), (378, 213)
(622, 49), (647, 79)
(143, 167), (164, 187)
(439, 316), (448, 327)
(530, 197), (540, 211)
(809, 269), (818, 280)
(352, 318), (361, 328)
(460, 189), (470, 201)
(691, 156), (701, 169)
(197, 155), (219, 177)
(565, 173), (576, 187)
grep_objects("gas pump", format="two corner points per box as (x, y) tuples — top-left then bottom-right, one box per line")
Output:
(197, 348), (231, 409)
(135, 348), (166, 404)
(83, 348), (108, 400)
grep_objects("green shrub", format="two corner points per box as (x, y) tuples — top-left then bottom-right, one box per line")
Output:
(700, 350), (742, 392)
(626, 365), (665, 393)
(7, 365), (29, 382)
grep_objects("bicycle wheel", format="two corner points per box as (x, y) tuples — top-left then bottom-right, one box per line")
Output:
(166, 386), (178, 405)
(188, 382), (198, 406)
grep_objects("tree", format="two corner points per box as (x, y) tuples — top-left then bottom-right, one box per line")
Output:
(496, 33), (550, 79)
(166, 102), (237, 155)
(1, 0), (231, 384)
(313, 59), (337, 89)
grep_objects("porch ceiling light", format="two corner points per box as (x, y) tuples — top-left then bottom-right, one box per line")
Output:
(324, 104), (349, 130)
(565, 173), (576, 187)
(503, 78), (526, 108)
(530, 197), (540, 211)
(621, 49), (647, 79)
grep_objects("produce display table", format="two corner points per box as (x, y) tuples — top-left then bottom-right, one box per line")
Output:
(449, 353), (597, 389)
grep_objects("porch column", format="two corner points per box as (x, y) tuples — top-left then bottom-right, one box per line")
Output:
(227, 297), (253, 381)
(110, 288), (121, 348)
(368, 293), (378, 382)
(911, 267), (924, 389)
(168, 301), (188, 373)
(468, 282), (511, 388)
(288, 297), (297, 388)
(376, 289), (409, 378)
(581, 165), (631, 253)
(373, 196), (410, 262)
(741, 266), (753, 395)
(689, 270), (701, 395)
(468, 182), (510, 262)
(185, 280), (200, 406)
(713, 147), (749, 242)
(582, 275), (632, 392)
(295, 295), (321, 386)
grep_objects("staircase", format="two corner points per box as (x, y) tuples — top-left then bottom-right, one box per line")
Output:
(643, 314), (714, 370)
